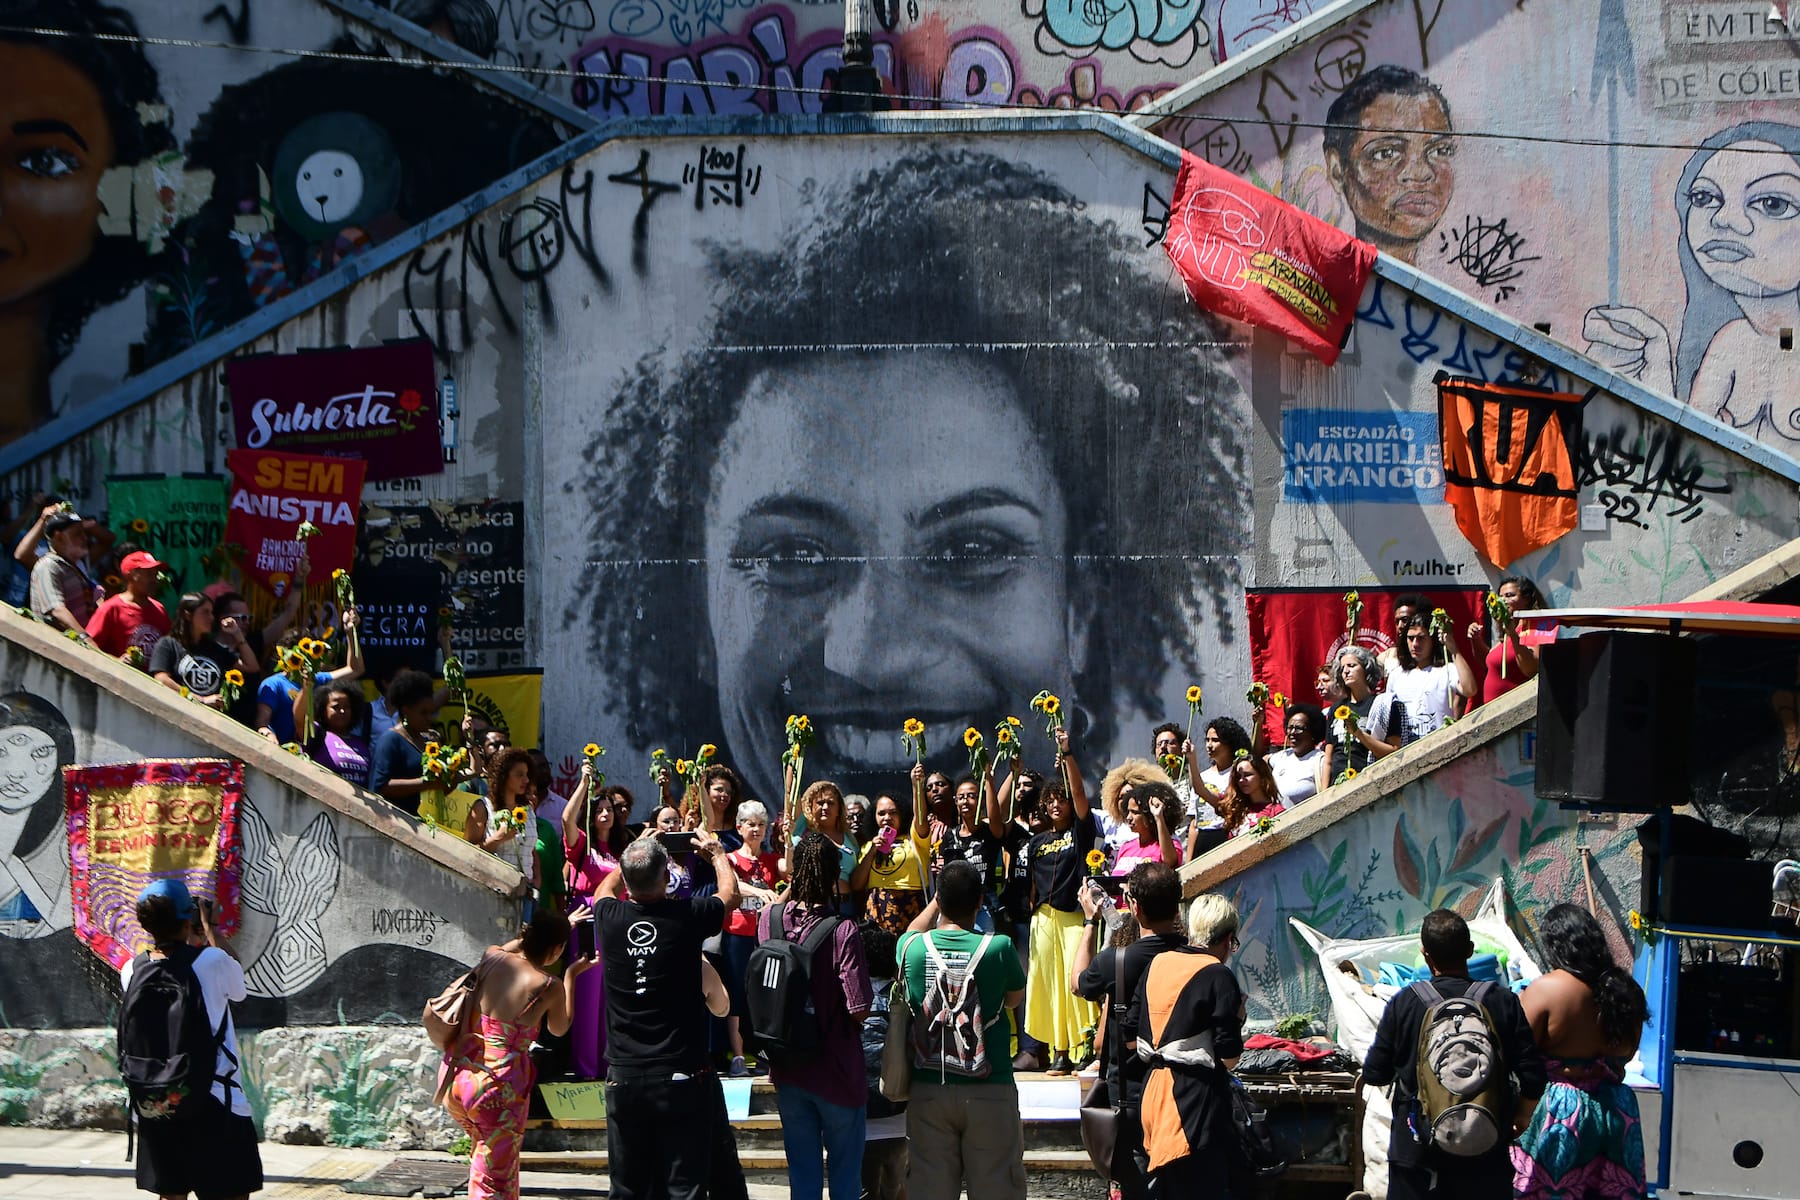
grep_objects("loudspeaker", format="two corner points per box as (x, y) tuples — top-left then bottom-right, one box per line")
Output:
(1534, 631), (1695, 809)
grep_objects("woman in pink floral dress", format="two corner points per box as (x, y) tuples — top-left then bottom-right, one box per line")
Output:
(443, 909), (594, 1200)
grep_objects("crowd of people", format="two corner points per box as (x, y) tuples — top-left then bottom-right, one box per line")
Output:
(34, 495), (1631, 1200)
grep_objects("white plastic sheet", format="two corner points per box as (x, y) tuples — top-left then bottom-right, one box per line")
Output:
(1290, 879), (1541, 1199)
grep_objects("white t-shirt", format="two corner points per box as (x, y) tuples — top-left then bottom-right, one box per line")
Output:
(120, 946), (250, 1116)
(1175, 775), (1222, 830)
(536, 788), (569, 837)
(484, 798), (539, 882)
(1387, 663), (1460, 739)
(1268, 745), (1325, 805)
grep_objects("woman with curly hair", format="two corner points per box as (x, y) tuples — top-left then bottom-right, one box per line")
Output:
(566, 145), (1248, 822)
(850, 764), (933, 936)
(1512, 904), (1650, 1199)
(559, 763), (630, 1081)
(466, 747), (540, 900)
(0, 0), (173, 440)
(786, 779), (861, 916)
(1022, 725), (1095, 1075)
(761, 830), (872, 1200)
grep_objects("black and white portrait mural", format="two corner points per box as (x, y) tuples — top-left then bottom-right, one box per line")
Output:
(534, 137), (1256, 809)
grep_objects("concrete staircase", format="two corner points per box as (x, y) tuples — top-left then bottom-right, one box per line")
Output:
(520, 1074), (1106, 1198)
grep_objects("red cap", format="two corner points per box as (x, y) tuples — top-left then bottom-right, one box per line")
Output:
(120, 551), (167, 574)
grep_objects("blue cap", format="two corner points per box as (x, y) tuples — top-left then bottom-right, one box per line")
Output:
(137, 878), (196, 920)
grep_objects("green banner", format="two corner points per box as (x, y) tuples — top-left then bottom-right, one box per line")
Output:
(105, 475), (228, 597)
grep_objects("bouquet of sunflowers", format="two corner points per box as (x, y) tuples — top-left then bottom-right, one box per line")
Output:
(783, 715), (814, 816)
(992, 716), (1022, 771)
(421, 740), (471, 786)
(279, 637), (332, 744)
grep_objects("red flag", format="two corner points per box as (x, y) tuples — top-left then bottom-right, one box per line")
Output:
(225, 449), (365, 604)
(1162, 150), (1377, 365)
(1245, 588), (1487, 739)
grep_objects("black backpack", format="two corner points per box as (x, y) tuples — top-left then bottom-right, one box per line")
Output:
(743, 904), (842, 1060)
(118, 945), (235, 1133)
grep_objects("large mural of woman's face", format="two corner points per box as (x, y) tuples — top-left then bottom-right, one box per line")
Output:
(0, 0), (166, 443)
(555, 142), (1254, 811)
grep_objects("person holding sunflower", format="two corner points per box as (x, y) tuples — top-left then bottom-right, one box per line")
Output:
(150, 592), (259, 710)
(84, 549), (169, 663)
(850, 764), (934, 936)
(467, 747), (542, 913)
(1215, 753), (1287, 842)
(254, 612), (363, 744)
(1331, 645), (1406, 775)
(936, 761), (1012, 932)
(785, 778), (862, 916)
(1020, 724), (1097, 1075)
(562, 759), (631, 1081)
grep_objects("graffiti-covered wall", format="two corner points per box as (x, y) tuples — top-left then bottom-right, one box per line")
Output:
(0, 615), (517, 1034)
(0, 0), (569, 442)
(489, 0), (1322, 116)
(11, 118), (1800, 813)
(1146, 0), (1800, 463)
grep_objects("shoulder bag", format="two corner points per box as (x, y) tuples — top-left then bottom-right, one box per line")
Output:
(1079, 946), (1126, 1179)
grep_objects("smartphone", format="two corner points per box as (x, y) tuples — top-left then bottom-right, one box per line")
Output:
(656, 831), (698, 855)
(877, 825), (899, 853)
(1094, 875), (1125, 897)
(576, 918), (597, 960)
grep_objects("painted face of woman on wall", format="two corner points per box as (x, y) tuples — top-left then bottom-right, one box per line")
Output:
(704, 351), (1071, 803)
(1330, 92), (1456, 259)
(1684, 140), (1800, 300)
(0, 44), (115, 307)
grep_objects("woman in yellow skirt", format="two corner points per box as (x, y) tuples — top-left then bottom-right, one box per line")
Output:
(1022, 725), (1098, 1075)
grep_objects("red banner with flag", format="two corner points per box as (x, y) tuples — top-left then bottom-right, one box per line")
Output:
(225, 449), (365, 602)
(1162, 150), (1377, 365)
(1245, 587), (1489, 740)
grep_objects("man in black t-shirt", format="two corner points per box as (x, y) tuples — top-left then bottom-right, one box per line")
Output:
(1072, 857), (1188, 1200)
(596, 830), (741, 1200)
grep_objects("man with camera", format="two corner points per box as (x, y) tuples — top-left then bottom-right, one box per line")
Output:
(595, 828), (741, 1200)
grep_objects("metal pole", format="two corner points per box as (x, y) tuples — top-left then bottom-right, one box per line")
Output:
(827, 0), (887, 112)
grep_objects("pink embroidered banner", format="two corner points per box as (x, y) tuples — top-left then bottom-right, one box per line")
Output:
(65, 758), (244, 968)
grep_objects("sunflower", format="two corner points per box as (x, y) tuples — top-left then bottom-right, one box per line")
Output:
(1334, 705), (1352, 721)
(1005, 715), (1021, 728)
(698, 743), (718, 760)
(795, 715), (811, 733)
(511, 806), (531, 828)
(676, 758), (692, 775)
(1272, 691), (1287, 708)
(332, 568), (346, 581)
(902, 717), (925, 738)
(1233, 748), (1249, 761)
(996, 726), (1014, 745)
(1628, 910), (1642, 931)
(224, 669), (244, 688)
(129, 518), (149, 535)
(320, 627), (336, 642)
(1186, 685), (1202, 705)
(1344, 768), (1359, 780)
(583, 742), (601, 757)
(1084, 849), (1107, 871)
(1042, 695), (1061, 716)
(963, 727), (981, 748)
(424, 742), (441, 757)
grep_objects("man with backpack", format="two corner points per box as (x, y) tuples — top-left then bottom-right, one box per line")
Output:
(1362, 908), (1546, 1200)
(899, 859), (1028, 1200)
(749, 830), (873, 1200)
(118, 878), (261, 1200)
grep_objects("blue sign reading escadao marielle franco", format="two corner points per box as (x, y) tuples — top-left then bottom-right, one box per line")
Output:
(1282, 409), (1444, 504)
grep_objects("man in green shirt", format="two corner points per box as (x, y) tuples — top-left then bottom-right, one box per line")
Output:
(899, 861), (1028, 1200)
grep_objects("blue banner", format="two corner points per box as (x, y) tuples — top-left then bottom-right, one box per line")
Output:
(1282, 409), (1444, 504)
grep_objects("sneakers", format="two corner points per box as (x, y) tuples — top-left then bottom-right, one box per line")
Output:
(729, 1055), (749, 1077)
(1012, 1050), (1044, 1072)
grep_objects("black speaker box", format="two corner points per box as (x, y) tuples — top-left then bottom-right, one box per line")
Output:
(1661, 855), (1774, 929)
(1535, 631), (1696, 809)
